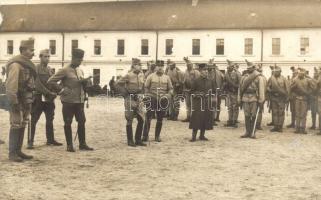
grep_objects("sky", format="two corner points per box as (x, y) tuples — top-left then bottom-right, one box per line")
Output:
(0, 0), (149, 5)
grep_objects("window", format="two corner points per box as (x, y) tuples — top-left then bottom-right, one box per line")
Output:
(216, 39), (224, 55)
(71, 40), (78, 52)
(272, 38), (281, 55)
(49, 40), (56, 55)
(300, 37), (309, 55)
(244, 38), (253, 55)
(165, 39), (173, 55)
(117, 39), (125, 55)
(141, 39), (149, 55)
(192, 39), (200, 55)
(7, 40), (13, 55)
(94, 40), (101, 55)
(93, 69), (100, 85)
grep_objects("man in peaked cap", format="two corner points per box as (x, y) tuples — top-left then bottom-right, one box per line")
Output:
(266, 65), (289, 132)
(28, 49), (62, 149)
(224, 60), (241, 128)
(48, 48), (94, 152)
(182, 57), (200, 122)
(238, 60), (265, 139)
(286, 66), (298, 128)
(6, 38), (36, 162)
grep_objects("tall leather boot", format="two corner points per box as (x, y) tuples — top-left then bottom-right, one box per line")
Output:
(135, 119), (146, 146)
(190, 129), (197, 142)
(9, 128), (23, 162)
(17, 127), (33, 160)
(310, 112), (316, 129)
(199, 129), (208, 141)
(241, 116), (251, 138)
(28, 120), (36, 149)
(287, 112), (295, 128)
(142, 119), (151, 142)
(215, 111), (220, 122)
(78, 123), (93, 151)
(46, 121), (62, 146)
(64, 124), (75, 152)
(126, 125), (136, 147)
(155, 121), (162, 142)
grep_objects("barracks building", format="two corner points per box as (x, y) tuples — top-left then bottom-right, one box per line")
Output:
(0, 0), (321, 86)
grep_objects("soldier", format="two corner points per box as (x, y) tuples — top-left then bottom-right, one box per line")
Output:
(238, 60), (265, 139)
(266, 66), (289, 132)
(142, 60), (173, 142)
(316, 67), (321, 134)
(255, 64), (267, 130)
(145, 61), (156, 79)
(115, 58), (146, 147)
(28, 49), (62, 149)
(286, 67), (298, 128)
(6, 38), (36, 162)
(309, 67), (319, 130)
(48, 49), (93, 152)
(290, 68), (316, 134)
(208, 59), (225, 123)
(0, 78), (6, 144)
(189, 63), (216, 142)
(181, 57), (200, 122)
(224, 60), (241, 128)
(165, 60), (183, 121)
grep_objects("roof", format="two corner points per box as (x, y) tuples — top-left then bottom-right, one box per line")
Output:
(0, 0), (321, 32)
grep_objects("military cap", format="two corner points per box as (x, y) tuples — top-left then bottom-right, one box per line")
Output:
(39, 49), (50, 56)
(20, 38), (34, 49)
(245, 59), (255, 69)
(198, 63), (207, 70)
(132, 58), (141, 66)
(167, 59), (175, 66)
(72, 48), (85, 59)
(156, 60), (164, 67)
(297, 68), (306, 74)
(226, 59), (235, 67)
(273, 66), (281, 72)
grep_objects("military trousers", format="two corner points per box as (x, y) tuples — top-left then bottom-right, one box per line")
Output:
(169, 94), (181, 120)
(227, 93), (239, 121)
(184, 92), (191, 119)
(271, 98), (286, 127)
(295, 98), (308, 129)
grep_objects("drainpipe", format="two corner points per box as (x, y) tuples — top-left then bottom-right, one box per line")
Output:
(260, 29), (264, 64)
(61, 32), (65, 67)
(155, 30), (159, 61)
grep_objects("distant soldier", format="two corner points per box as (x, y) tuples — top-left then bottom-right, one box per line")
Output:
(290, 68), (316, 134)
(208, 59), (224, 123)
(109, 76), (116, 97)
(142, 60), (173, 142)
(238, 60), (265, 139)
(309, 67), (319, 130)
(189, 63), (216, 142)
(266, 66), (289, 132)
(182, 57), (200, 122)
(224, 60), (241, 128)
(145, 61), (156, 79)
(28, 49), (62, 149)
(266, 66), (275, 126)
(115, 58), (146, 147)
(286, 67), (298, 128)
(315, 67), (321, 134)
(165, 60), (183, 121)
(0, 78), (6, 144)
(6, 38), (36, 162)
(48, 49), (94, 152)
(255, 65), (267, 130)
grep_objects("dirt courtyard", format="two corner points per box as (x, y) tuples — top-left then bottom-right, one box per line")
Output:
(1, 97), (321, 200)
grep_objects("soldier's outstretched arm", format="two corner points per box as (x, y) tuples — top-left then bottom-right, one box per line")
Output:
(5, 63), (20, 104)
(47, 68), (66, 93)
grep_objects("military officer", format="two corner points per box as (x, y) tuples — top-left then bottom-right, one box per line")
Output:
(48, 48), (93, 152)
(142, 60), (173, 142)
(115, 58), (146, 147)
(238, 60), (265, 139)
(290, 68), (316, 134)
(224, 60), (241, 128)
(165, 60), (183, 121)
(181, 57), (200, 122)
(286, 67), (298, 128)
(266, 66), (289, 132)
(6, 38), (36, 162)
(255, 65), (267, 130)
(28, 49), (62, 149)
(309, 67), (319, 130)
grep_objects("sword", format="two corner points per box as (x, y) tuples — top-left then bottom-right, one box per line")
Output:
(251, 106), (261, 138)
(74, 131), (78, 142)
(28, 119), (31, 145)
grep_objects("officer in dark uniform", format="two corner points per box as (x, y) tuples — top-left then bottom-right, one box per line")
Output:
(48, 49), (93, 152)
(28, 49), (62, 149)
(6, 38), (36, 162)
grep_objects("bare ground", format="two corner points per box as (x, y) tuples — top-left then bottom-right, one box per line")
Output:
(1, 97), (321, 200)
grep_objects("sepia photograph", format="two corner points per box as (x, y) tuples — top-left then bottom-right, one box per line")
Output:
(1, 0), (321, 199)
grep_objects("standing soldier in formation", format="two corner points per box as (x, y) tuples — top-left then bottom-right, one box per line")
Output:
(238, 60), (265, 139)
(266, 66), (289, 132)
(48, 49), (94, 152)
(290, 68), (316, 134)
(6, 38), (36, 162)
(208, 59), (225, 123)
(166, 60), (183, 121)
(182, 57), (200, 122)
(189, 63), (216, 142)
(224, 60), (241, 128)
(255, 65), (267, 130)
(145, 61), (156, 79)
(286, 67), (298, 128)
(28, 49), (62, 149)
(142, 60), (173, 142)
(115, 58), (146, 147)
(309, 67), (319, 130)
